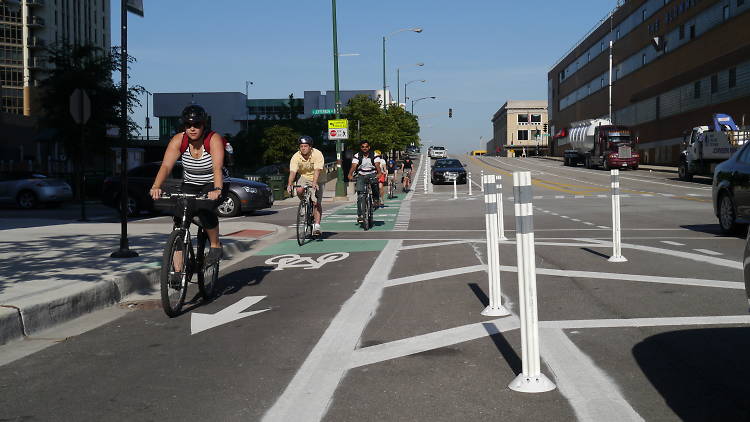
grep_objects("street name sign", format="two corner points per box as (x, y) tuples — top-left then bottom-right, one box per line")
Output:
(312, 109), (335, 115)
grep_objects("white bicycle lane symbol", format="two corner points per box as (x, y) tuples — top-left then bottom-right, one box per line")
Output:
(264, 252), (350, 271)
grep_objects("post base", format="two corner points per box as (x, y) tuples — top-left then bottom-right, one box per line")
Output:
(509, 373), (556, 393)
(481, 305), (511, 317)
(498, 236), (509, 241)
(608, 255), (628, 263)
(111, 249), (139, 258)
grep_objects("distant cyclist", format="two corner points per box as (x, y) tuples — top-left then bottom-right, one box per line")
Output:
(375, 150), (387, 207)
(401, 156), (414, 192)
(287, 135), (324, 236)
(348, 140), (383, 223)
(386, 157), (398, 195)
(150, 104), (225, 266)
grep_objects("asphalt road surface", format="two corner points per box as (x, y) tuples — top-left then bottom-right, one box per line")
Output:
(1, 155), (748, 421)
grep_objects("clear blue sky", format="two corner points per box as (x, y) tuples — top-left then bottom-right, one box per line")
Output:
(116, 0), (619, 154)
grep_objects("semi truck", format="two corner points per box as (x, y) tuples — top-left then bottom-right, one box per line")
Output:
(562, 118), (640, 170)
(678, 114), (750, 181)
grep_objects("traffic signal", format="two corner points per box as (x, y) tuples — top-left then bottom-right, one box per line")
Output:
(448, 108), (453, 118)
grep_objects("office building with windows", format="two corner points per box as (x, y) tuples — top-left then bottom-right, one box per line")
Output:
(1, 0), (110, 115)
(548, 0), (750, 164)
(488, 100), (548, 157)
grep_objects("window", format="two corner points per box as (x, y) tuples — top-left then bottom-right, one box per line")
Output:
(530, 114), (542, 123)
(642, 9), (647, 22)
(601, 78), (605, 88)
(517, 114), (529, 124)
(723, 5), (730, 21)
(517, 130), (529, 141)
(616, 29), (620, 39)
(711, 74), (718, 93)
(729, 67), (737, 88)
(694, 81), (701, 99)
(690, 24), (696, 39)
(679, 24), (685, 39)
(739, 0), (746, 6)
(642, 54), (646, 65)
(600, 41), (604, 52)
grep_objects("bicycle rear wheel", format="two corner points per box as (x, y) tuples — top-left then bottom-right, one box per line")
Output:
(307, 199), (316, 238)
(197, 229), (218, 300)
(367, 195), (374, 230)
(296, 199), (308, 245)
(160, 229), (190, 317)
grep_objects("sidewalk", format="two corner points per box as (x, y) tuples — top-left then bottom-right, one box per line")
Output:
(537, 155), (678, 173)
(0, 217), (287, 345)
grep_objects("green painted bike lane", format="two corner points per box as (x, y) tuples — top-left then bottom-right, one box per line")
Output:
(256, 194), (406, 255)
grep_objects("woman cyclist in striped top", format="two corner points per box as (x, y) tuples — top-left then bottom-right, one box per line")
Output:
(149, 104), (226, 266)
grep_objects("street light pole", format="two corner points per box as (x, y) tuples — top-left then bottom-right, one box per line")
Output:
(245, 80), (253, 131)
(332, 0), (346, 198)
(404, 79), (426, 112)
(112, 0), (138, 258)
(382, 27), (423, 110)
(397, 63), (424, 106)
(411, 95), (436, 114)
(144, 89), (152, 140)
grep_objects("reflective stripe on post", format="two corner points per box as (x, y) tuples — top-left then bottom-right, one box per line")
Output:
(480, 170), (485, 192)
(468, 172), (473, 196)
(608, 169), (627, 263)
(508, 171), (556, 393)
(495, 175), (507, 241)
(453, 178), (457, 200)
(481, 174), (511, 318)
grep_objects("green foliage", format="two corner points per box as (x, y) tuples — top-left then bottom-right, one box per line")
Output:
(232, 118), (329, 170)
(260, 125), (299, 164)
(36, 43), (143, 162)
(342, 95), (420, 155)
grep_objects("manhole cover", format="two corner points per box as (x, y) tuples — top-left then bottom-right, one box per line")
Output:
(118, 300), (162, 310)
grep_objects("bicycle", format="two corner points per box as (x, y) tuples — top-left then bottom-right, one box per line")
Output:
(357, 176), (375, 231)
(154, 193), (219, 317)
(387, 174), (397, 199)
(402, 170), (412, 193)
(294, 185), (316, 245)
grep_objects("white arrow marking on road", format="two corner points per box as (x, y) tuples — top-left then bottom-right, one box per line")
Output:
(191, 296), (270, 335)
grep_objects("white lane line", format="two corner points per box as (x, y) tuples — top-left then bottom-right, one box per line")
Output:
(571, 218), (581, 222)
(597, 194), (607, 198)
(399, 240), (476, 251)
(641, 194), (654, 197)
(561, 216), (570, 219)
(384, 264), (742, 290)
(551, 213), (559, 216)
(693, 248), (723, 256)
(556, 195), (565, 199)
(585, 239), (742, 270)
(660, 241), (685, 246)
(574, 195), (585, 199)
(542, 315), (750, 329)
(583, 222), (595, 226)
(660, 193), (675, 197)
(597, 226), (609, 229)
(349, 317), (520, 369)
(262, 240), (402, 422)
(540, 328), (644, 422)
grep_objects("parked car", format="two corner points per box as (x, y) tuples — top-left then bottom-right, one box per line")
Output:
(102, 162), (274, 217)
(744, 232), (750, 308)
(713, 141), (750, 234)
(431, 158), (467, 184)
(0, 171), (73, 209)
(430, 146), (447, 159)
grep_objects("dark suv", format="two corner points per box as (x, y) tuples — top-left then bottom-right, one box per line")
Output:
(102, 162), (273, 217)
(713, 142), (750, 234)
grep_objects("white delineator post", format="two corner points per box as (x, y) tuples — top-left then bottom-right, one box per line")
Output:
(608, 169), (627, 262)
(509, 171), (556, 393)
(480, 170), (485, 192)
(453, 178), (458, 200)
(423, 154), (428, 193)
(481, 174), (511, 318)
(495, 175), (508, 241)
(468, 172), (473, 196)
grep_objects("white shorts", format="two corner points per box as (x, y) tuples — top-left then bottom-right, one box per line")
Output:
(299, 176), (324, 203)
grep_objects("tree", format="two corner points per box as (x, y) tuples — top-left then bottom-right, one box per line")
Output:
(260, 125), (299, 164)
(36, 43), (143, 160)
(342, 95), (420, 155)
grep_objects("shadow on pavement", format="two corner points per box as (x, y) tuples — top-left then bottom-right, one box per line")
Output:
(217, 265), (275, 296)
(581, 247), (610, 259)
(633, 327), (750, 421)
(468, 282), (489, 307)
(483, 323), (522, 375)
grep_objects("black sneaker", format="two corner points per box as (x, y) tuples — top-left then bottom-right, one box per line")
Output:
(357, 216), (364, 223)
(205, 246), (223, 267)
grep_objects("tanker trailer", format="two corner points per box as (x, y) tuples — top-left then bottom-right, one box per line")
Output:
(563, 118), (640, 170)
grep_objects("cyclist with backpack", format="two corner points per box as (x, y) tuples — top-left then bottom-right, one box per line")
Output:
(386, 157), (398, 197)
(347, 140), (383, 223)
(149, 104), (226, 266)
(401, 156), (414, 192)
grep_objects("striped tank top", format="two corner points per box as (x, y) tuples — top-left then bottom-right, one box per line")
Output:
(182, 145), (214, 185)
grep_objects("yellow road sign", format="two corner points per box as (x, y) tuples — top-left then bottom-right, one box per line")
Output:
(328, 119), (348, 129)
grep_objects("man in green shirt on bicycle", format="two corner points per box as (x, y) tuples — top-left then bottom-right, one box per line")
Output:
(287, 135), (325, 236)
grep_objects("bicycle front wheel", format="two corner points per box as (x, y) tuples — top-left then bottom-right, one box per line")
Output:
(197, 230), (218, 301)
(160, 229), (190, 317)
(296, 199), (308, 246)
(367, 195), (374, 230)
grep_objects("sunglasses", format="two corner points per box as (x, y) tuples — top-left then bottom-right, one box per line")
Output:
(186, 122), (204, 129)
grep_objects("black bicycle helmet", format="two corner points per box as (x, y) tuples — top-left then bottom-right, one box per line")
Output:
(181, 104), (208, 125)
(298, 135), (314, 145)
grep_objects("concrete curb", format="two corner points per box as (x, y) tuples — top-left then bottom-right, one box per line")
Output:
(0, 237), (257, 345)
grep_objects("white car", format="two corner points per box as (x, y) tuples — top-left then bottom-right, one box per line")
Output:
(430, 146), (447, 159)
